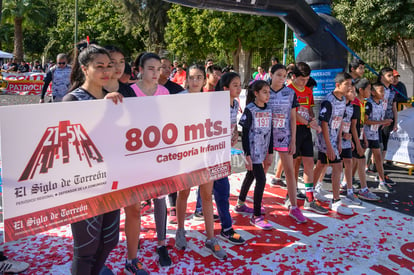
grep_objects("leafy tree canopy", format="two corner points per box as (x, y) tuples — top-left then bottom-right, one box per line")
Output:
(333, 0), (414, 49)
(165, 4), (284, 65)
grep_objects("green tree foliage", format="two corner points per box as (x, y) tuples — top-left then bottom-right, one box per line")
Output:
(47, 0), (144, 62)
(165, 4), (284, 83)
(118, 0), (171, 53)
(2, 0), (49, 61)
(333, 0), (414, 70)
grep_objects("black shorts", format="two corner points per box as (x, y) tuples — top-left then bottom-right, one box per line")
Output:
(318, 151), (342, 164)
(368, 139), (380, 149)
(381, 122), (394, 151)
(341, 148), (353, 159)
(352, 140), (366, 159)
(293, 125), (314, 158)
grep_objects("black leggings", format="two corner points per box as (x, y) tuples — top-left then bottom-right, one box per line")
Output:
(168, 192), (177, 208)
(71, 210), (120, 275)
(238, 164), (266, 217)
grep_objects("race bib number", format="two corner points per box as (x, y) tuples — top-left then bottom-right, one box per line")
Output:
(298, 106), (310, 121)
(342, 121), (351, 133)
(273, 114), (286, 128)
(332, 116), (342, 130)
(255, 116), (270, 128)
(371, 124), (380, 131)
(382, 100), (388, 111)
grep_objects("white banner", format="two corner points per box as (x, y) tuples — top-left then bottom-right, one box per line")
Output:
(0, 92), (231, 241)
(385, 107), (414, 164)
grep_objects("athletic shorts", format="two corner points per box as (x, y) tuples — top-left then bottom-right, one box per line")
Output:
(293, 125), (313, 158)
(381, 122), (394, 151)
(340, 148), (353, 159)
(368, 139), (380, 149)
(352, 140), (366, 159)
(318, 151), (342, 164)
(274, 147), (289, 152)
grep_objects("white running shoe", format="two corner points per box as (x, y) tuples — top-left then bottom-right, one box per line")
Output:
(329, 200), (354, 215)
(314, 190), (331, 202)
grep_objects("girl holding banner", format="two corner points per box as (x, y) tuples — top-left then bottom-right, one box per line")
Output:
(63, 44), (123, 275)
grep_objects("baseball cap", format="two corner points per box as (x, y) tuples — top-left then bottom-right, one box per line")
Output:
(393, 69), (400, 77)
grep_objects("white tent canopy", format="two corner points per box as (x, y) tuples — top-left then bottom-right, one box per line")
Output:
(0, 50), (14, 59)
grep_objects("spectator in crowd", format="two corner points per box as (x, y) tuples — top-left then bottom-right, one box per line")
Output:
(171, 64), (186, 87)
(17, 61), (29, 73)
(39, 53), (72, 103)
(392, 69), (408, 103)
(159, 57), (184, 94)
(271, 56), (279, 66)
(205, 58), (214, 68)
(170, 60), (179, 79)
(204, 64), (222, 92)
(1, 60), (11, 71)
(6, 59), (18, 72)
(348, 58), (365, 82)
(254, 65), (267, 80)
(32, 60), (44, 73)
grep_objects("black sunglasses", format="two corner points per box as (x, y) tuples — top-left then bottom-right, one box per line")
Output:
(58, 62), (66, 65)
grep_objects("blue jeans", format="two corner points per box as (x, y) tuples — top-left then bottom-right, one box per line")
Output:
(195, 177), (232, 230)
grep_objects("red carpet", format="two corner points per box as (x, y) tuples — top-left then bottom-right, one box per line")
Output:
(1, 172), (414, 274)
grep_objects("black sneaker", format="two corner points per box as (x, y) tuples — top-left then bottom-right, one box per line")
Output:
(352, 178), (361, 189)
(296, 189), (306, 200)
(384, 175), (396, 185)
(366, 164), (377, 174)
(193, 211), (219, 221)
(270, 178), (287, 188)
(323, 173), (332, 182)
(378, 183), (396, 194)
(375, 176), (396, 186)
(219, 228), (246, 245)
(156, 246), (172, 267)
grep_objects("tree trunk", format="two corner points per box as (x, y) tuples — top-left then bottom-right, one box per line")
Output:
(0, 0), (3, 22)
(232, 38), (242, 73)
(397, 37), (414, 74)
(238, 47), (252, 88)
(14, 17), (24, 62)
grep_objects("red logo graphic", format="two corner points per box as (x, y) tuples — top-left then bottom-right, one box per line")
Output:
(19, 120), (103, 181)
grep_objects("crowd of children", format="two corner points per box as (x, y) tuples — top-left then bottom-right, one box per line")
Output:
(36, 42), (403, 275)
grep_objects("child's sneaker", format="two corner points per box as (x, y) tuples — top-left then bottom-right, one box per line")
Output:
(156, 245), (172, 267)
(234, 203), (254, 214)
(193, 210), (204, 221)
(358, 189), (380, 201)
(378, 183), (396, 193)
(329, 200), (354, 215)
(0, 259), (29, 273)
(219, 228), (246, 245)
(344, 193), (363, 205)
(193, 211), (220, 221)
(205, 238), (227, 260)
(250, 215), (273, 230)
(175, 228), (187, 250)
(169, 208), (177, 224)
(289, 207), (307, 223)
(141, 200), (152, 214)
(303, 199), (329, 214)
(100, 265), (114, 275)
(375, 175), (396, 185)
(270, 178), (287, 188)
(296, 189), (306, 200)
(125, 258), (149, 275)
(314, 189), (331, 203)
